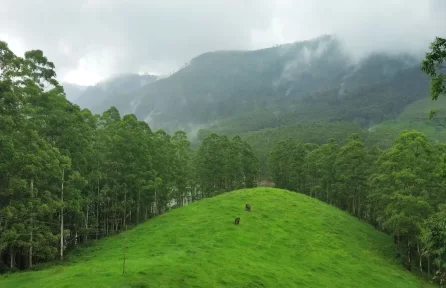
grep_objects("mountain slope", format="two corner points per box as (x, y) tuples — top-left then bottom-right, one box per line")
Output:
(126, 36), (427, 133)
(368, 96), (446, 147)
(130, 36), (349, 130)
(62, 82), (88, 103)
(73, 73), (158, 114)
(68, 35), (429, 135)
(0, 188), (430, 288)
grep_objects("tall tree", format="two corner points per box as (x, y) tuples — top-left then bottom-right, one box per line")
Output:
(369, 130), (436, 270)
(333, 134), (368, 218)
(421, 37), (446, 121)
(172, 131), (194, 207)
(304, 139), (338, 202)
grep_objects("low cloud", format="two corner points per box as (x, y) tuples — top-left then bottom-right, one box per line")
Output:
(0, 0), (444, 85)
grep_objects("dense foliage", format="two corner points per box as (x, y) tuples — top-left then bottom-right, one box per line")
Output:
(269, 131), (446, 285)
(0, 41), (259, 272)
(421, 37), (446, 102)
(200, 93), (446, 179)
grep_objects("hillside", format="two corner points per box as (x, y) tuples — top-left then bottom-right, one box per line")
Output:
(0, 188), (430, 288)
(72, 73), (158, 114)
(222, 121), (365, 175)
(69, 35), (429, 135)
(368, 96), (446, 147)
(201, 60), (428, 137)
(198, 97), (446, 177)
(62, 82), (88, 102)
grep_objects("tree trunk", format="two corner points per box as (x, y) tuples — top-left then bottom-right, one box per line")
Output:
(326, 185), (329, 203)
(352, 198), (356, 216)
(428, 255), (431, 278)
(29, 178), (34, 268)
(113, 211), (116, 233)
(407, 241), (412, 271)
(180, 188), (184, 208)
(104, 211), (108, 236)
(137, 190), (141, 224)
(96, 179), (99, 240)
(123, 188), (127, 231)
(154, 189), (157, 216)
(60, 169), (65, 261)
(85, 202), (89, 243)
(417, 243), (422, 273)
(10, 247), (14, 269)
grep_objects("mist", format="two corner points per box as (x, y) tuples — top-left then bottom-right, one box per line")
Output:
(0, 0), (445, 85)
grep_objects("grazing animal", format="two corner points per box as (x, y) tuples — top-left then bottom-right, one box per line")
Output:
(245, 204), (251, 212)
(234, 217), (240, 225)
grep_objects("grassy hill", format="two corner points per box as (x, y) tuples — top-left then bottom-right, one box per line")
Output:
(0, 188), (431, 288)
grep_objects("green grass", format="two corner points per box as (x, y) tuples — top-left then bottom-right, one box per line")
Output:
(0, 188), (432, 287)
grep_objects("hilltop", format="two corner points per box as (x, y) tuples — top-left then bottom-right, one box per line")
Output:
(0, 188), (430, 288)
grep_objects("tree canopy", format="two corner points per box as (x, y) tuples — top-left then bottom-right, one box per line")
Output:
(421, 37), (446, 120)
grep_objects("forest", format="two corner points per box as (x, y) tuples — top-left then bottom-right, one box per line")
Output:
(0, 41), (259, 272)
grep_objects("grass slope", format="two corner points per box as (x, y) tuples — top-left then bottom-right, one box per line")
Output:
(1, 188), (431, 288)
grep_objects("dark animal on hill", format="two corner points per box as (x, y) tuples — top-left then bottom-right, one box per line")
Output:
(245, 204), (251, 212)
(234, 217), (240, 225)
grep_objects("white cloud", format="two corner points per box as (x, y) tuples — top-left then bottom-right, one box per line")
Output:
(0, 0), (444, 85)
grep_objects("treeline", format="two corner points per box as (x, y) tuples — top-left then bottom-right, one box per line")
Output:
(0, 41), (259, 272)
(269, 131), (446, 285)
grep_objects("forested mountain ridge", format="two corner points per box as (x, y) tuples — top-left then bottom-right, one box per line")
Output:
(74, 35), (429, 134)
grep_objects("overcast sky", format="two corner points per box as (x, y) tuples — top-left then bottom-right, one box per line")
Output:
(1, 0), (445, 86)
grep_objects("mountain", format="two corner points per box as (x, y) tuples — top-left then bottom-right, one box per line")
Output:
(130, 35), (353, 132)
(68, 35), (429, 136)
(0, 188), (430, 287)
(62, 82), (88, 102)
(132, 36), (427, 133)
(72, 73), (158, 114)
